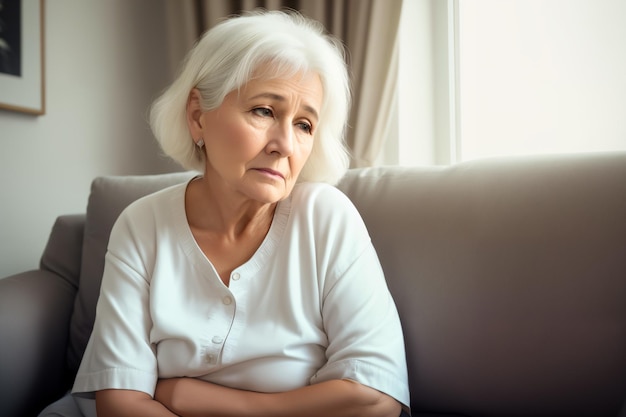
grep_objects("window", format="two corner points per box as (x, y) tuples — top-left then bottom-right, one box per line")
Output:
(393, 0), (626, 166)
(458, 0), (626, 161)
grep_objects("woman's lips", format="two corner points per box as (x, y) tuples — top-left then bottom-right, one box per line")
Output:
(253, 168), (284, 179)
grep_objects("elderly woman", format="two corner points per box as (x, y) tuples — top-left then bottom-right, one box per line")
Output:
(71, 10), (409, 417)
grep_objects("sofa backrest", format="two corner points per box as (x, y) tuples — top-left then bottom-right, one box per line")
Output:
(336, 152), (626, 416)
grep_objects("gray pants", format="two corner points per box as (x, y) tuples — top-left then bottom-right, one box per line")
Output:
(38, 394), (94, 417)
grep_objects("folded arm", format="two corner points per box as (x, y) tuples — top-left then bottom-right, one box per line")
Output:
(154, 377), (401, 417)
(96, 389), (177, 417)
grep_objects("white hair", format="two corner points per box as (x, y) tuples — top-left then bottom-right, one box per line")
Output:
(149, 10), (351, 184)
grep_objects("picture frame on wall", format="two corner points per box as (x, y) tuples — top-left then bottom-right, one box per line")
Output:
(0, 0), (45, 115)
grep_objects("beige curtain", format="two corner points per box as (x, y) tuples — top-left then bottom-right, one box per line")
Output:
(163, 0), (403, 168)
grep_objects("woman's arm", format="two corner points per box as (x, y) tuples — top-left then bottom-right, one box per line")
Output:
(96, 389), (179, 417)
(155, 377), (401, 417)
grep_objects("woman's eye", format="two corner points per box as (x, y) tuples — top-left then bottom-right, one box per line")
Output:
(252, 107), (273, 117)
(297, 122), (312, 134)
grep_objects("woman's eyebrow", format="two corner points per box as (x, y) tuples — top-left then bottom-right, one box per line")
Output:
(250, 92), (319, 121)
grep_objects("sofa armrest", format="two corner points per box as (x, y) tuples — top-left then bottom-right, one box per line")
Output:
(0, 269), (77, 417)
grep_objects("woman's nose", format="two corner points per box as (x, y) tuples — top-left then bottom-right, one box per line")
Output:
(267, 121), (294, 156)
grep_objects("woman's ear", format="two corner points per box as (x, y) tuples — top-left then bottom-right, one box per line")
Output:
(186, 89), (204, 139)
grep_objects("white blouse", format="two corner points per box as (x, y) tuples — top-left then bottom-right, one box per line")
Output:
(72, 179), (410, 411)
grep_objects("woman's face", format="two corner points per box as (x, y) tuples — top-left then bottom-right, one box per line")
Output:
(192, 70), (323, 204)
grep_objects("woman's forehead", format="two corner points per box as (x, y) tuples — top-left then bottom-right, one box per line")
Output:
(236, 71), (323, 108)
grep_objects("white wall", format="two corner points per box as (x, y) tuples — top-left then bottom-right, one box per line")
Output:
(0, 0), (180, 277)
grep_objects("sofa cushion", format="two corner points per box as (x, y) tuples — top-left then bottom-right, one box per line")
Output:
(337, 152), (626, 416)
(66, 172), (196, 375)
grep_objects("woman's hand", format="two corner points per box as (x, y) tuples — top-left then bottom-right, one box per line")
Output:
(154, 377), (401, 417)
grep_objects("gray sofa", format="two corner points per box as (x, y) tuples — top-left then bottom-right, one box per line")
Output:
(1, 152), (625, 417)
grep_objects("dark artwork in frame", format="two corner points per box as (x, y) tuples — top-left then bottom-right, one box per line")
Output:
(0, 0), (22, 77)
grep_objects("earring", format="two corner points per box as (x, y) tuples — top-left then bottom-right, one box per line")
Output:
(196, 138), (205, 148)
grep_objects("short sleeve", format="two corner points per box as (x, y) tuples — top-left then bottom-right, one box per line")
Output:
(310, 230), (410, 408)
(72, 210), (159, 398)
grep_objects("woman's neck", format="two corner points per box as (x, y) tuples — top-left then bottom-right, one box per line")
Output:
(185, 175), (276, 241)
